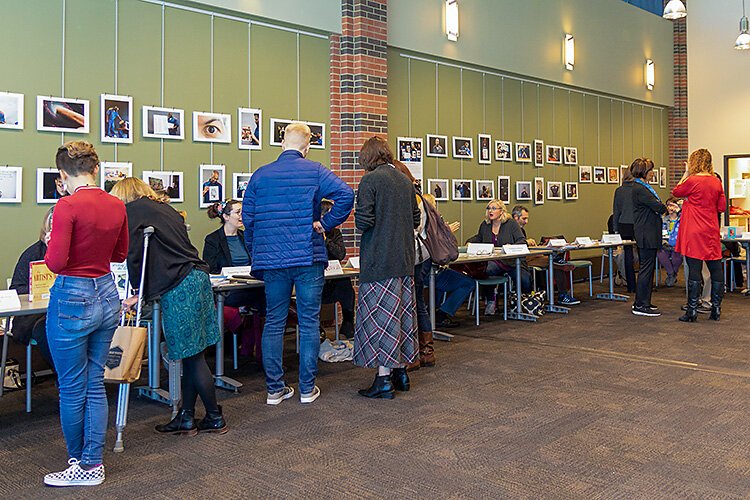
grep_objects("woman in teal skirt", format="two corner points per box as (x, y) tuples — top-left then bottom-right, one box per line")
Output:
(111, 178), (226, 435)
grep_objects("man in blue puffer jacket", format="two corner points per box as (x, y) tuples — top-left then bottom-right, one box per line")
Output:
(242, 122), (354, 406)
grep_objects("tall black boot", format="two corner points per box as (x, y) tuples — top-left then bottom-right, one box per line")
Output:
(155, 408), (198, 436)
(358, 374), (394, 399)
(679, 280), (701, 322)
(197, 404), (228, 434)
(709, 281), (724, 321)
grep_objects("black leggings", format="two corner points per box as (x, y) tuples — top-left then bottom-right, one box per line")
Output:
(181, 350), (218, 413)
(685, 257), (723, 283)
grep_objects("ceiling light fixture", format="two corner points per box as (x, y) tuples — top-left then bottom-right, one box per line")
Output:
(663, 0), (687, 20)
(735, 0), (750, 50)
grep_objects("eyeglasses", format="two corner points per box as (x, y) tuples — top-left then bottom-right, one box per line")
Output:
(486, 206), (502, 211)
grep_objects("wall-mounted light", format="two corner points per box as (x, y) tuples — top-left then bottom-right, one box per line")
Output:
(735, 0), (750, 50)
(564, 34), (575, 70)
(645, 59), (655, 90)
(446, 0), (459, 42)
(663, 0), (687, 20)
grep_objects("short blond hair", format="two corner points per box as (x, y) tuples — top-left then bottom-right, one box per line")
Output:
(283, 122), (312, 151)
(110, 177), (164, 204)
(421, 192), (437, 208)
(484, 199), (510, 224)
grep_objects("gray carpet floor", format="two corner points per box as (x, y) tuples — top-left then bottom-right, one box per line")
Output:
(2, 279), (750, 499)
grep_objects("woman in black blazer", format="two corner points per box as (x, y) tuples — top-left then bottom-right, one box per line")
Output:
(630, 158), (667, 317)
(612, 169), (637, 292)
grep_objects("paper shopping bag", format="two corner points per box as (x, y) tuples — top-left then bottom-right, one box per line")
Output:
(104, 325), (148, 383)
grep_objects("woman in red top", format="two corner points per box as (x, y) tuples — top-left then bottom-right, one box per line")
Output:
(42, 141), (129, 487)
(672, 148), (727, 322)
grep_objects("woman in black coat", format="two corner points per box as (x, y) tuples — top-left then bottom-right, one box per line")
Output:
(612, 169), (637, 292)
(630, 158), (667, 317)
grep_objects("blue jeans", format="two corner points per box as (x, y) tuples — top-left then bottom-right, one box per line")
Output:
(414, 259), (432, 333)
(262, 263), (325, 395)
(435, 269), (475, 316)
(46, 274), (120, 466)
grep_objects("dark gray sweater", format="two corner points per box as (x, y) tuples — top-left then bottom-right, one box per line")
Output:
(355, 164), (420, 283)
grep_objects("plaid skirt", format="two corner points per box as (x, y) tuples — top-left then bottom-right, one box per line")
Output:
(353, 276), (418, 368)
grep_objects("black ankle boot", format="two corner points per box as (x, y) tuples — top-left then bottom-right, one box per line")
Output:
(338, 318), (354, 339)
(391, 367), (410, 392)
(709, 280), (724, 321)
(358, 374), (394, 399)
(155, 408), (198, 436)
(197, 405), (228, 434)
(679, 280), (701, 322)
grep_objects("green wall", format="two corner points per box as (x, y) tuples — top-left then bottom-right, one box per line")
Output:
(0, 0), (330, 284)
(388, 49), (671, 248)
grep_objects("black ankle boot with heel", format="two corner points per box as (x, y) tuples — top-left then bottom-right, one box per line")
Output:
(197, 405), (228, 434)
(155, 408), (198, 436)
(358, 374), (395, 399)
(391, 367), (410, 392)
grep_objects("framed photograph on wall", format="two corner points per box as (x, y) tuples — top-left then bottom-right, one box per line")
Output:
(0, 92), (24, 130)
(100, 162), (132, 193)
(607, 166), (620, 184)
(534, 177), (545, 205)
(620, 165), (629, 184)
(659, 167), (667, 188)
(452, 179), (473, 200)
(497, 176), (511, 204)
(533, 140), (544, 167)
(593, 166), (607, 184)
(199, 164), (226, 209)
(495, 140), (512, 161)
(452, 137), (473, 159)
(37, 96), (90, 133)
(476, 180), (494, 200)
(101, 94), (133, 143)
(233, 172), (253, 199)
(563, 147), (578, 165)
(426, 134), (447, 158)
(142, 171), (184, 202)
(307, 121), (326, 149)
(579, 166), (592, 183)
(397, 137), (423, 163)
(650, 167), (661, 186)
(547, 181), (563, 200)
(143, 106), (184, 139)
(238, 108), (262, 150)
(269, 118), (292, 146)
(516, 181), (532, 201)
(516, 142), (531, 163)
(0, 166), (22, 203)
(565, 182), (579, 200)
(193, 111), (232, 143)
(37, 168), (69, 204)
(428, 178), (449, 201)
(478, 134), (492, 164)
(546, 145), (562, 164)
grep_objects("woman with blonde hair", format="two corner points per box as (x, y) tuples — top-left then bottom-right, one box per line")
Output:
(672, 148), (727, 321)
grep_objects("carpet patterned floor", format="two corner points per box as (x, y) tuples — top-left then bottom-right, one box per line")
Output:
(2, 279), (750, 498)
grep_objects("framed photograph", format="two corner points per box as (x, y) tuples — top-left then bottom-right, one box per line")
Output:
(142, 171), (184, 202)
(563, 147), (578, 165)
(100, 162), (132, 193)
(547, 181), (563, 200)
(533, 177), (545, 205)
(650, 167), (661, 186)
(426, 135), (447, 158)
(233, 172), (253, 199)
(579, 166), (592, 183)
(620, 165), (629, 184)
(142, 106), (184, 139)
(238, 108), (262, 150)
(452, 137), (473, 159)
(533, 140), (544, 167)
(452, 179), (473, 201)
(607, 166), (620, 184)
(307, 121), (326, 149)
(37, 96), (90, 133)
(199, 164), (226, 208)
(478, 134), (492, 164)
(497, 176), (511, 204)
(565, 182), (579, 200)
(270, 118), (292, 146)
(516, 181), (532, 201)
(193, 111), (231, 143)
(593, 166), (607, 184)
(476, 180), (494, 200)
(495, 140), (512, 161)
(101, 94), (133, 143)
(546, 145), (562, 164)
(0, 166), (22, 203)
(428, 179), (449, 201)
(516, 142), (531, 163)
(397, 137), (423, 163)
(659, 167), (667, 188)
(37, 168), (69, 204)
(0, 92), (24, 129)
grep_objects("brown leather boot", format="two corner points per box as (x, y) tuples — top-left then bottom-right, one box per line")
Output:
(419, 331), (436, 367)
(406, 358), (421, 372)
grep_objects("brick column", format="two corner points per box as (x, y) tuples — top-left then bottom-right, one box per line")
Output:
(666, 0), (688, 188)
(329, 0), (388, 256)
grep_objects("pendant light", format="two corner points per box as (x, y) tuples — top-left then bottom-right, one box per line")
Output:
(663, 0), (687, 20)
(735, 0), (750, 50)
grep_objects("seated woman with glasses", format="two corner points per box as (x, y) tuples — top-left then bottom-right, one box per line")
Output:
(466, 199), (531, 315)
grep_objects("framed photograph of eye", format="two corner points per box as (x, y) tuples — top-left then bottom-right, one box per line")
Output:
(193, 111), (231, 143)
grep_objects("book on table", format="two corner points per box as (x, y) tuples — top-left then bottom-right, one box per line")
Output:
(29, 260), (56, 302)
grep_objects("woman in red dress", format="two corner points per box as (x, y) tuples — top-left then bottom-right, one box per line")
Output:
(672, 148), (727, 322)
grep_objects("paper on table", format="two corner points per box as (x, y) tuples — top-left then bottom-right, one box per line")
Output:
(0, 290), (22, 313)
(575, 236), (593, 246)
(345, 257), (360, 269)
(546, 238), (568, 247)
(221, 266), (252, 278)
(502, 244), (530, 255)
(324, 260), (344, 276)
(467, 243), (494, 255)
(602, 234), (623, 244)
